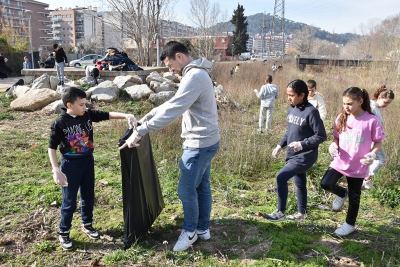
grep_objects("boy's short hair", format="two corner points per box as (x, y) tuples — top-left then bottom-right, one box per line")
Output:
(53, 43), (59, 49)
(306, 79), (317, 89)
(62, 87), (86, 106)
(160, 41), (189, 61)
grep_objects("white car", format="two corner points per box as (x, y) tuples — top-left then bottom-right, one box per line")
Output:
(69, 54), (104, 67)
(250, 55), (268, 62)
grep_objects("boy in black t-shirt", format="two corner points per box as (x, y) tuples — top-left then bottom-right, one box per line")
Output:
(48, 87), (137, 250)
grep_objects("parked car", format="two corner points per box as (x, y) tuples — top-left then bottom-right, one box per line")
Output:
(250, 55), (268, 62)
(69, 54), (104, 67)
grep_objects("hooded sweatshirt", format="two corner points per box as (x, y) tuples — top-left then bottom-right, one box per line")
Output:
(255, 83), (279, 107)
(137, 58), (220, 148)
(54, 47), (68, 64)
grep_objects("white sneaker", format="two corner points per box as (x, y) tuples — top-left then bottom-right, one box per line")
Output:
(335, 222), (355, 236)
(363, 179), (375, 189)
(332, 190), (348, 211)
(172, 230), (198, 252)
(265, 210), (286, 222)
(197, 229), (210, 240)
(286, 212), (307, 221)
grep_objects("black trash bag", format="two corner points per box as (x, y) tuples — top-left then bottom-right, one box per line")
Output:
(118, 128), (165, 249)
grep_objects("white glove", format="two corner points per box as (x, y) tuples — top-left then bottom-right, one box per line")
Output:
(52, 168), (68, 187)
(253, 89), (258, 94)
(119, 131), (142, 150)
(288, 141), (303, 152)
(138, 116), (148, 125)
(360, 152), (376, 166)
(126, 114), (137, 129)
(272, 145), (282, 158)
(328, 142), (338, 157)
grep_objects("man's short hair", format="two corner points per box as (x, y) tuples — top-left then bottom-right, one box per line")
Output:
(53, 43), (59, 49)
(306, 79), (317, 89)
(62, 87), (86, 106)
(160, 41), (189, 61)
(266, 75), (273, 83)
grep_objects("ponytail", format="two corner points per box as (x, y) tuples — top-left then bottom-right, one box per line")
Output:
(372, 85), (395, 101)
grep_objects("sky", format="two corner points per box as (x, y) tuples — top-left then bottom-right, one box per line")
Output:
(42, 0), (400, 34)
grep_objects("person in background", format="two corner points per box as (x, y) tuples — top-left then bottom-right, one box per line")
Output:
(363, 85), (394, 189)
(41, 53), (55, 68)
(229, 67), (234, 77)
(253, 74), (279, 134)
(272, 63), (278, 73)
(321, 87), (385, 236)
(48, 87), (137, 251)
(23, 56), (32, 69)
(266, 79), (326, 222)
(0, 52), (11, 79)
(53, 43), (68, 86)
(235, 64), (240, 73)
(307, 80), (327, 120)
(85, 65), (100, 85)
(119, 41), (220, 252)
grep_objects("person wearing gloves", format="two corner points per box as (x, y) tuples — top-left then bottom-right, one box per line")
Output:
(267, 79), (326, 222)
(119, 41), (220, 252)
(48, 87), (137, 251)
(321, 87), (385, 236)
(363, 86), (394, 189)
(253, 74), (279, 134)
(306, 80), (327, 120)
(85, 65), (100, 85)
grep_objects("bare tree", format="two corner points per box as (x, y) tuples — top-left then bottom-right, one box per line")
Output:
(189, 0), (222, 59)
(291, 25), (317, 55)
(101, 0), (176, 66)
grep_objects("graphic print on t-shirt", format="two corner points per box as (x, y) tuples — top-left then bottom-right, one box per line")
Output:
(63, 122), (93, 154)
(340, 128), (364, 153)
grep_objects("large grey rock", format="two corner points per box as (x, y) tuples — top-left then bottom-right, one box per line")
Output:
(146, 71), (170, 84)
(148, 91), (175, 106)
(10, 88), (61, 111)
(50, 76), (59, 90)
(56, 84), (73, 95)
(150, 81), (161, 91)
(5, 85), (30, 99)
(163, 72), (180, 83)
(155, 81), (177, 93)
(86, 81), (118, 102)
(113, 75), (143, 89)
(40, 99), (65, 114)
(124, 84), (154, 101)
(31, 73), (51, 90)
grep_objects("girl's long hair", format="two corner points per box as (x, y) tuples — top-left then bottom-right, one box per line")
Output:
(372, 85), (395, 101)
(336, 87), (372, 134)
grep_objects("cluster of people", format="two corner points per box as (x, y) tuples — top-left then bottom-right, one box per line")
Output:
(47, 40), (394, 254)
(254, 77), (393, 236)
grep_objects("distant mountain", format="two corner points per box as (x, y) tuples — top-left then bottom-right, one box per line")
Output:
(215, 13), (358, 44)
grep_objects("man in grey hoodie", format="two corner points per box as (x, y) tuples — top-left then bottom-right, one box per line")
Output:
(119, 41), (220, 252)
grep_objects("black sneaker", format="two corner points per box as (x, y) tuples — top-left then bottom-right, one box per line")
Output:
(61, 81), (64, 85)
(58, 81), (62, 86)
(58, 232), (73, 251)
(81, 224), (100, 239)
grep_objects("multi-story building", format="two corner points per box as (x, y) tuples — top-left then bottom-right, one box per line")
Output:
(0, 0), (51, 51)
(48, 6), (98, 50)
(160, 20), (198, 38)
(252, 33), (289, 55)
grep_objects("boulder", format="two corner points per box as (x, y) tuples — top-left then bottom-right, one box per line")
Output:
(148, 91), (175, 106)
(86, 81), (118, 102)
(124, 84), (154, 101)
(163, 72), (180, 83)
(56, 84), (73, 95)
(113, 75), (143, 89)
(155, 81), (177, 93)
(145, 71), (170, 84)
(31, 73), (51, 90)
(49, 76), (59, 90)
(10, 88), (61, 111)
(40, 99), (65, 114)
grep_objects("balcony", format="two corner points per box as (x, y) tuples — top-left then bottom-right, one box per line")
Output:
(51, 24), (61, 28)
(51, 17), (61, 21)
(53, 37), (61, 40)
(52, 30), (60, 34)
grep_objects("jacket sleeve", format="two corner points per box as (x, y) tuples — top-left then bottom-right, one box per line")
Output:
(63, 51), (68, 63)
(317, 96), (327, 120)
(300, 109), (327, 149)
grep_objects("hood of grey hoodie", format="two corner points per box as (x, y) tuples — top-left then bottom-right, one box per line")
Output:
(182, 57), (213, 76)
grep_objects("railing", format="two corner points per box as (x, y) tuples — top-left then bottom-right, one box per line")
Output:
(51, 24), (61, 28)
(51, 17), (61, 21)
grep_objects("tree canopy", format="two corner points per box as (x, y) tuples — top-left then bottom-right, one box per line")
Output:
(230, 4), (249, 54)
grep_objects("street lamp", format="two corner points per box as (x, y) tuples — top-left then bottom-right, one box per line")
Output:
(24, 10), (34, 68)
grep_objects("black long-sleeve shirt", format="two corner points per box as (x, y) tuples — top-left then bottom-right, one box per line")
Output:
(48, 108), (109, 159)
(54, 48), (68, 63)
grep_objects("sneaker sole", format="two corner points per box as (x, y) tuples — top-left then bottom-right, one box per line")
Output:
(265, 216), (286, 222)
(83, 232), (100, 239)
(61, 245), (73, 251)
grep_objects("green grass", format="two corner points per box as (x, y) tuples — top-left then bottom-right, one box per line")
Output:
(0, 61), (399, 266)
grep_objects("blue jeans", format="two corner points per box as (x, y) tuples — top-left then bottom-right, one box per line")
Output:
(178, 141), (219, 232)
(59, 155), (95, 232)
(276, 165), (307, 214)
(55, 61), (65, 82)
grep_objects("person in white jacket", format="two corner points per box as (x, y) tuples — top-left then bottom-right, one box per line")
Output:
(307, 80), (327, 120)
(254, 75), (279, 134)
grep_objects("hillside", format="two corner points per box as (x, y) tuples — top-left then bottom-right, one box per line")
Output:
(215, 12), (358, 44)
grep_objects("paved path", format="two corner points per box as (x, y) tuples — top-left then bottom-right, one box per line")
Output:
(0, 77), (25, 92)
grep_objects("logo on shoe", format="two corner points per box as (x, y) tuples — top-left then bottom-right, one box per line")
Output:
(188, 233), (196, 240)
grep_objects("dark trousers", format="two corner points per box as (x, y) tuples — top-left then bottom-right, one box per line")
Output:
(320, 167), (364, 226)
(92, 68), (99, 84)
(59, 155), (95, 232)
(276, 165), (307, 214)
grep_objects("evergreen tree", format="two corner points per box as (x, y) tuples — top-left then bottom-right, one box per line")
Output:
(230, 4), (249, 55)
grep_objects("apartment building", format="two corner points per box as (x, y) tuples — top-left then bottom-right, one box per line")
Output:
(160, 20), (198, 38)
(252, 33), (290, 55)
(0, 0), (51, 51)
(49, 6), (98, 49)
